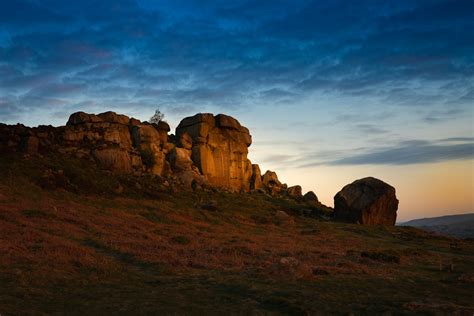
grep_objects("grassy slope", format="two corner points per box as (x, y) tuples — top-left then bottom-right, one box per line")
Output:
(0, 154), (473, 315)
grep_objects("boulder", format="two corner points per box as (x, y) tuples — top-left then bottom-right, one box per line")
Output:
(333, 177), (398, 225)
(262, 170), (283, 194)
(132, 125), (161, 147)
(176, 113), (253, 192)
(215, 114), (241, 130)
(156, 121), (171, 132)
(97, 111), (130, 125)
(287, 185), (302, 197)
(303, 191), (319, 204)
(178, 113), (215, 129)
(67, 112), (102, 125)
(262, 170), (281, 187)
(129, 118), (141, 126)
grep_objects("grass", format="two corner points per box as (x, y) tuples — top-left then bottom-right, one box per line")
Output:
(0, 153), (473, 315)
(21, 209), (52, 219)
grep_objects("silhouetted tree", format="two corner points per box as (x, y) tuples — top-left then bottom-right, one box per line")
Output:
(149, 109), (165, 124)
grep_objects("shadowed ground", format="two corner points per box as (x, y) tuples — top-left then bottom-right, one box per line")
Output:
(0, 153), (473, 315)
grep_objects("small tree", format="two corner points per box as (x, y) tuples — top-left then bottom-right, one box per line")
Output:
(149, 109), (165, 124)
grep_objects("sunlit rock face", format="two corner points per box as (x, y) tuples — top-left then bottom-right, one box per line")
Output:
(61, 111), (174, 175)
(334, 177), (398, 226)
(64, 111), (139, 173)
(176, 113), (253, 192)
(0, 111), (316, 197)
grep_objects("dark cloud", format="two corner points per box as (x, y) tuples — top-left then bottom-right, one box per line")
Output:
(0, 0), (472, 124)
(0, 0), (68, 25)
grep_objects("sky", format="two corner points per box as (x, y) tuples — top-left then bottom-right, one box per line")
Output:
(0, 0), (473, 221)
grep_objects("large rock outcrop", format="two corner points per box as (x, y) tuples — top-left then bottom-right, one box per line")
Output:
(176, 113), (253, 192)
(333, 177), (398, 225)
(1, 110), (319, 198)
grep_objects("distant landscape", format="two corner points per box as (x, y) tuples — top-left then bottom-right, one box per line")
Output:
(402, 214), (474, 238)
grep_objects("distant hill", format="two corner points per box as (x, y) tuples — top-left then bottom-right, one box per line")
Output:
(401, 214), (474, 238)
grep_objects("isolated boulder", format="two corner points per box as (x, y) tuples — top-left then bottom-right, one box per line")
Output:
(333, 177), (398, 225)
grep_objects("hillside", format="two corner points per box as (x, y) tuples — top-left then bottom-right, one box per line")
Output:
(402, 214), (474, 238)
(1, 152), (473, 315)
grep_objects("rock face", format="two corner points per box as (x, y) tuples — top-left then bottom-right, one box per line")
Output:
(250, 164), (263, 190)
(0, 110), (321, 197)
(333, 177), (398, 225)
(176, 113), (253, 192)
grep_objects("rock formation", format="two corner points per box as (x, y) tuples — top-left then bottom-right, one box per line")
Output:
(287, 185), (302, 198)
(1, 110), (402, 226)
(333, 177), (398, 225)
(261, 170), (286, 195)
(303, 191), (319, 204)
(175, 113), (253, 192)
(0, 111), (311, 197)
(250, 164), (263, 190)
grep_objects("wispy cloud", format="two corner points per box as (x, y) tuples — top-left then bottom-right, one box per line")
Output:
(298, 138), (474, 167)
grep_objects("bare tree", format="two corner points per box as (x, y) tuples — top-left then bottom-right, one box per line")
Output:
(149, 109), (165, 124)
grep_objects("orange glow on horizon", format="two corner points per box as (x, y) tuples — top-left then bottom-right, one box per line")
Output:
(271, 160), (474, 222)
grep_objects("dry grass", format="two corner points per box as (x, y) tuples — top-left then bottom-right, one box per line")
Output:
(0, 153), (473, 315)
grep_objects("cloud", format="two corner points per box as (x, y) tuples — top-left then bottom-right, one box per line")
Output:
(299, 138), (474, 167)
(440, 137), (474, 142)
(262, 154), (295, 164)
(0, 0), (472, 125)
(352, 124), (389, 135)
(0, 0), (68, 25)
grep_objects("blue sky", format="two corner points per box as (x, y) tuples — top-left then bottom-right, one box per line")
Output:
(1, 0), (473, 220)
